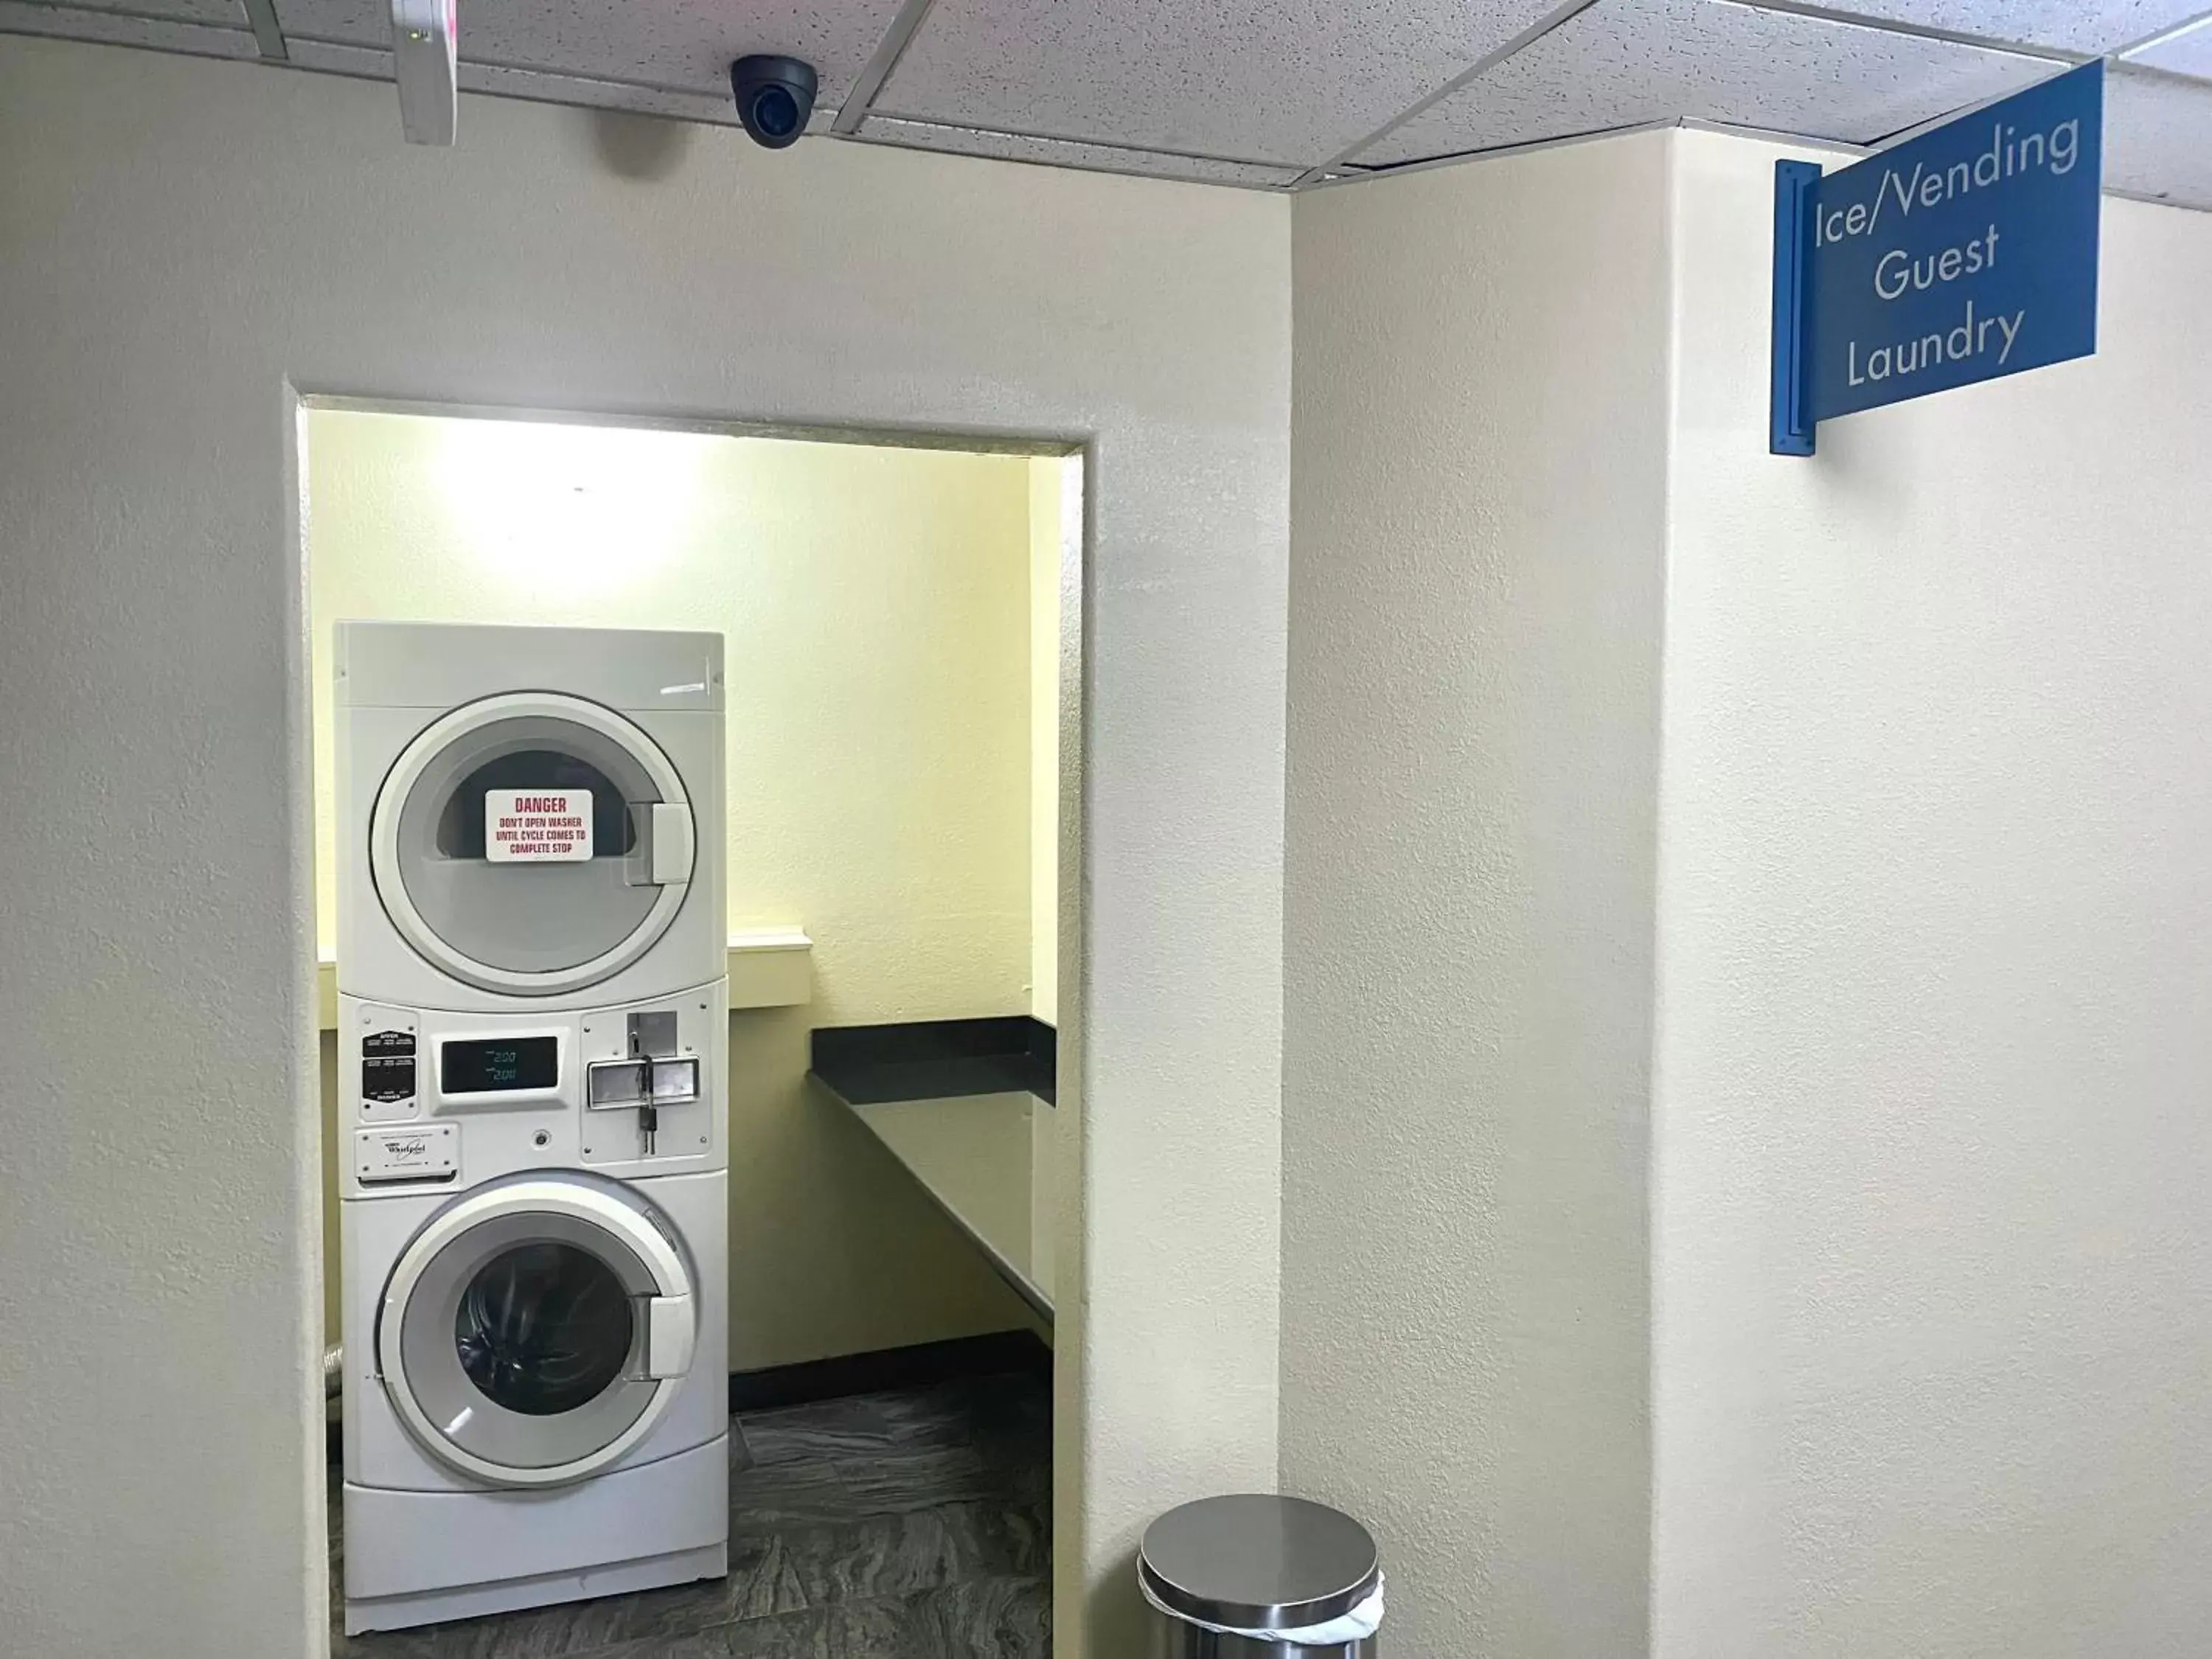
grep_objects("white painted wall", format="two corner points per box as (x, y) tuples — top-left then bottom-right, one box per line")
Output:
(1282, 134), (1671, 1659)
(1653, 128), (2212, 1659)
(0, 37), (1287, 1659)
(1286, 121), (2212, 1658)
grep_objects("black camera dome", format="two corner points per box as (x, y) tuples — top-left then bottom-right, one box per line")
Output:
(730, 55), (818, 150)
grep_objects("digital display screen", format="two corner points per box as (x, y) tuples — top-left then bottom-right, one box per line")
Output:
(441, 1037), (559, 1094)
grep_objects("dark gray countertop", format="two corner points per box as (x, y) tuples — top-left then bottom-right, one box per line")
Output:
(810, 1015), (1054, 1106)
(810, 1017), (1057, 1322)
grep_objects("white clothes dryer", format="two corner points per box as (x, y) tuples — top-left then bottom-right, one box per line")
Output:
(335, 620), (725, 1012)
(333, 622), (731, 1635)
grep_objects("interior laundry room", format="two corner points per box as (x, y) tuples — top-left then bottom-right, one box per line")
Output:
(304, 405), (1073, 1650)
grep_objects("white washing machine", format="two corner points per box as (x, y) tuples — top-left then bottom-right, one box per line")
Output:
(334, 621), (731, 1635)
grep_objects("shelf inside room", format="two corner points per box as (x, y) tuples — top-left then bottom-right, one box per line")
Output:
(315, 929), (813, 1029)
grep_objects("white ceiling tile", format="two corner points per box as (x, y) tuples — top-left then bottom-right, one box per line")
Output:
(292, 38), (736, 117)
(4, 0), (243, 23)
(286, 35), (859, 128)
(1357, 0), (2054, 166)
(271, 0), (904, 106)
(0, 1), (253, 52)
(282, 35), (384, 69)
(270, 0), (411, 49)
(874, 0), (1562, 167)
(2105, 63), (2212, 207)
(1759, 1), (2211, 53)
(858, 114), (1304, 185)
(2124, 13), (2212, 77)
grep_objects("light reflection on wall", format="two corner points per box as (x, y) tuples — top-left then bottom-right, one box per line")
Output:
(433, 417), (715, 594)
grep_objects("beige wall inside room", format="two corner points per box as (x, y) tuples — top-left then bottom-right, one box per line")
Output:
(0, 37), (1288, 1659)
(1282, 131), (1669, 1659)
(1651, 129), (2212, 1659)
(307, 409), (1042, 1360)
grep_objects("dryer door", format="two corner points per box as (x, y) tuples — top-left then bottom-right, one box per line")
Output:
(369, 691), (697, 996)
(377, 1177), (699, 1489)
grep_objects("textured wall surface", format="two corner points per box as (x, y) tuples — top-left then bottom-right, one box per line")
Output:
(0, 38), (1287, 1659)
(1654, 129), (2212, 1659)
(1282, 134), (1670, 1659)
(307, 414), (1039, 1363)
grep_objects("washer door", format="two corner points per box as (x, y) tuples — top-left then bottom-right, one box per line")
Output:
(370, 691), (696, 996)
(378, 1178), (698, 1489)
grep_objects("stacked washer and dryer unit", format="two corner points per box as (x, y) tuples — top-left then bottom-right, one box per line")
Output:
(335, 622), (729, 1635)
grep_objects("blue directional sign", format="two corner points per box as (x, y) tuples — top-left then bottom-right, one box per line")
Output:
(1771, 61), (2102, 454)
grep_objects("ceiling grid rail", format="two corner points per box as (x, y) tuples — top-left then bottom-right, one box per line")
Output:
(240, 0), (283, 61)
(1289, 0), (1606, 187)
(833, 0), (938, 133)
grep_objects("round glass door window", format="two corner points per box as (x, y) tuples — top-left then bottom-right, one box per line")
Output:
(379, 1179), (696, 1487)
(455, 1242), (634, 1416)
(370, 692), (695, 995)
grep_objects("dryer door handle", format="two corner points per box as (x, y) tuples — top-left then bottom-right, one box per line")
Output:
(650, 802), (693, 886)
(628, 802), (694, 888)
(644, 1293), (695, 1380)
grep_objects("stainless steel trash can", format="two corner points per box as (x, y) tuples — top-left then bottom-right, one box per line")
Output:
(1139, 1494), (1382, 1658)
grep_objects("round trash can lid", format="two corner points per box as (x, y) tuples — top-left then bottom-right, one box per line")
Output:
(1138, 1494), (1379, 1632)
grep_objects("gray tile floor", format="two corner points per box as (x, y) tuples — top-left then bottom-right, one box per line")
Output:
(333, 1371), (1052, 1659)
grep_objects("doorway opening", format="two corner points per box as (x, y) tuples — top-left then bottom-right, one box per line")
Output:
(303, 401), (1078, 1653)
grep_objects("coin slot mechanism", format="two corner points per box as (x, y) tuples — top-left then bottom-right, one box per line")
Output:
(586, 1056), (698, 1108)
(588, 1058), (651, 1110)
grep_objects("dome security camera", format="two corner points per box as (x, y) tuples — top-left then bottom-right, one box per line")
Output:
(729, 55), (818, 150)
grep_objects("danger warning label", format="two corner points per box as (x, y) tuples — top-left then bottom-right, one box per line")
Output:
(485, 789), (594, 863)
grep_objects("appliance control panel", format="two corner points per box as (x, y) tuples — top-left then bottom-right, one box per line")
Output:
(577, 997), (717, 1168)
(337, 987), (726, 1195)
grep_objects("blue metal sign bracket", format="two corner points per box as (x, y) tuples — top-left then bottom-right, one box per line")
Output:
(1770, 159), (1821, 457)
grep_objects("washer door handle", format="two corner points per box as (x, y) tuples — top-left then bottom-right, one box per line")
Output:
(644, 1293), (695, 1380)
